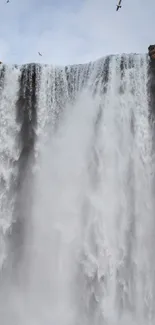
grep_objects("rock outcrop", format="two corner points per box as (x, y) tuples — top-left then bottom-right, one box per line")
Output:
(148, 45), (155, 60)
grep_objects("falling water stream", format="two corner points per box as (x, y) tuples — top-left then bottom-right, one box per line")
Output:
(0, 55), (154, 324)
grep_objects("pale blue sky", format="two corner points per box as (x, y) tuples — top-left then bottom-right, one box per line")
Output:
(0, 0), (154, 65)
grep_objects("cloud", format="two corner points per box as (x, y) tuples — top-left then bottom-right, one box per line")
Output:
(0, 0), (154, 65)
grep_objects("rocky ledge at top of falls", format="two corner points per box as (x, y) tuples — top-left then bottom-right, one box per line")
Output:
(0, 52), (155, 127)
(0, 52), (154, 102)
(0, 53), (154, 98)
(0, 53), (155, 129)
(0, 52), (153, 71)
(0, 52), (154, 91)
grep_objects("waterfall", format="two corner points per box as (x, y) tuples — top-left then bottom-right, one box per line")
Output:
(0, 54), (154, 325)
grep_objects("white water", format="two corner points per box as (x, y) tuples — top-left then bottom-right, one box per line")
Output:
(0, 65), (20, 269)
(0, 55), (154, 324)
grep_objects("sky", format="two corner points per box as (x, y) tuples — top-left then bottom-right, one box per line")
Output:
(0, 0), (154, 65)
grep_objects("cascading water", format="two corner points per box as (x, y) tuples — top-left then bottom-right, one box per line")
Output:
(0, 65), (21, 269)
(0, 54), (154, 325)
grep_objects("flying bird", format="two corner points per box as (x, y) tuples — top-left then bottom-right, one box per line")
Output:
(116, 0), (122, 11)
(38, 52), (42, 56)
(6, 0), (10, 3)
